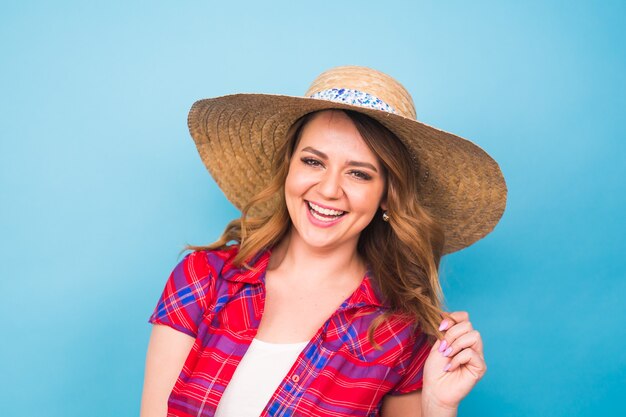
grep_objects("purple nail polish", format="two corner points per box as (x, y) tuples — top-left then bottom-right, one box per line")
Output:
(438, 320), (449, 331)
(438, 339), (448, 352)
(443, 363), (451, 372)
(444, 347), (453, 357)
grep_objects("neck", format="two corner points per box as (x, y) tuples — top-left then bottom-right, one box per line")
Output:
(268, 230), (366, 287)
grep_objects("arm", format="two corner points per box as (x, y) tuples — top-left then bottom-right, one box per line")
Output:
(381, 390), (458, 417)
(140, 325), (195, 417)
(380, 390), (422, 417)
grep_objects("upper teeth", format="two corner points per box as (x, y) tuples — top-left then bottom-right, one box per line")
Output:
(308, 202), (345, 216)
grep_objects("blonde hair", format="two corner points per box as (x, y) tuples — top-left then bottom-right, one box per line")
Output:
(187, 109), (445, 345)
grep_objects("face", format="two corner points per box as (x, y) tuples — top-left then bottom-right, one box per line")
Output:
(284, 110), (387, 252)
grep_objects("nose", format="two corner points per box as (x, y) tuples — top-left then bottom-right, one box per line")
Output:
(317, 169), (344, 200)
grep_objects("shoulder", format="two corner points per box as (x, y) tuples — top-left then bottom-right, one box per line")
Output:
(359, 274), (431, 364)
(179, 244), (271, 286)
(338, 308), (429, 367)
(148, 246), (242, 337)
(373, 314), (431, 396)
(379, 314), (432, 397)
(374, 313), (430, 360)
(179, 245), (240, 277)
(386, 314), (431, 368)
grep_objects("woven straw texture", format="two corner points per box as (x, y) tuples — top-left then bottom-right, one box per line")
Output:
(187, 66), (507, 254)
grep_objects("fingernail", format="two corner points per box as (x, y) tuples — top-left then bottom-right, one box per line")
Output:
(438, 339), (448, 352)
(438, 320), (449, 331)
(443, 363), (451, 372)
(443, 347), (453, 357)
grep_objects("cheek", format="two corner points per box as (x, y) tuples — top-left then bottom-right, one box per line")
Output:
(351, 184), (386, 214)
(285, 165), (315, 196)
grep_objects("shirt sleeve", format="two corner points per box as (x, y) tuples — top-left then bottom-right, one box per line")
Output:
(387, 331), (432, 395)
(148, 250), (215, 338)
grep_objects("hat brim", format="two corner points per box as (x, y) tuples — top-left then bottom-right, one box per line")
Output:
(187, 93), (507, 254)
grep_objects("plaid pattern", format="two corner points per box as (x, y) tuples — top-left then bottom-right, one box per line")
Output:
(149, 247), (431, 417)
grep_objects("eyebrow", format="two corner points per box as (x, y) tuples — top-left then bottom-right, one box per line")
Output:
(301, 146), (379, 173)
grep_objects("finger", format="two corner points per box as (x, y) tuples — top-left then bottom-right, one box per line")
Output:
(448, 311), (469, 324)
(426, 339), (452, 372)
(438, 321), (473, 354)
(444, 348), (487, 378)
(438, 311), (469, 331)
(444, 330), (483, 358)
(430, 338), (442, 354)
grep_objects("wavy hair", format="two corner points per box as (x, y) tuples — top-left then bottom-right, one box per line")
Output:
(187, 109), (446, 344)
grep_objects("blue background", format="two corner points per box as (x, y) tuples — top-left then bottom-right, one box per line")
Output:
(1, 1), (624, 416)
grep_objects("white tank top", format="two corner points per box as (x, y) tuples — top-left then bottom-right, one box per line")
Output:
(214, 337), (309, 417)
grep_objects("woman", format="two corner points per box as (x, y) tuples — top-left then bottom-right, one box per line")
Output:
(141, 66), (507, 417)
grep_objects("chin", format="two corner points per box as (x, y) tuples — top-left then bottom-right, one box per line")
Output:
(299, 229), (360, 252)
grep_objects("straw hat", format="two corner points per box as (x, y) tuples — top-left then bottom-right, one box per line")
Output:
(187, 65), (507, 254)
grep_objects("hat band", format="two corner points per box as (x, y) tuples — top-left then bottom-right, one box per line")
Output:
(309, 88), (396, 114)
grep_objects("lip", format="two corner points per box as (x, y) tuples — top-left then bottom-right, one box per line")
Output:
(306, 200), (347, 213)
(304, 200), (347, 228)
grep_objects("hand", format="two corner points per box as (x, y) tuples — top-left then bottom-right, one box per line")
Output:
(421, 311), (487, 412)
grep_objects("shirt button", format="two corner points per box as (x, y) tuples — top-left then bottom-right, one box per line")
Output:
(291, 374), (300, 383)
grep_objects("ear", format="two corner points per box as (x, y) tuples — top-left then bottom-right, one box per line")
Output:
(380, 199), (388, 211)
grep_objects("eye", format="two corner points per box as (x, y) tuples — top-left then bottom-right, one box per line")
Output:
(349, 170), (373, 181)
(301, 157), (323, 168)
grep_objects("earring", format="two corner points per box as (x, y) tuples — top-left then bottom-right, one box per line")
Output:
(382, 211), (390, 222)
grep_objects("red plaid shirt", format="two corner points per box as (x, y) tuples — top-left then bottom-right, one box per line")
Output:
(149, 246), (431, 417)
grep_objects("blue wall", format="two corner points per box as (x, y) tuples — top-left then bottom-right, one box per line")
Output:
(1, 1), (624, 416)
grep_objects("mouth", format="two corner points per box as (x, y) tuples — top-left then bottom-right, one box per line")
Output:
(306, 201), (347, 222)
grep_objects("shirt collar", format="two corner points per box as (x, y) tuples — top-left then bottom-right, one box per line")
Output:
(220, 246), (386, 309)
(220, 247), (271, 284)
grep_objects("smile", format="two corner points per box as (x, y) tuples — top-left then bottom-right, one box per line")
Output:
(307, 201), (346, 222)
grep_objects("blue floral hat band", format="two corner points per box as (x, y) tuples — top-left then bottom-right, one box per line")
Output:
(309, 88), (397, 115)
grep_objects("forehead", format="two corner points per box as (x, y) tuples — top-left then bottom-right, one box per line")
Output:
(297, 111), (380, 162)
